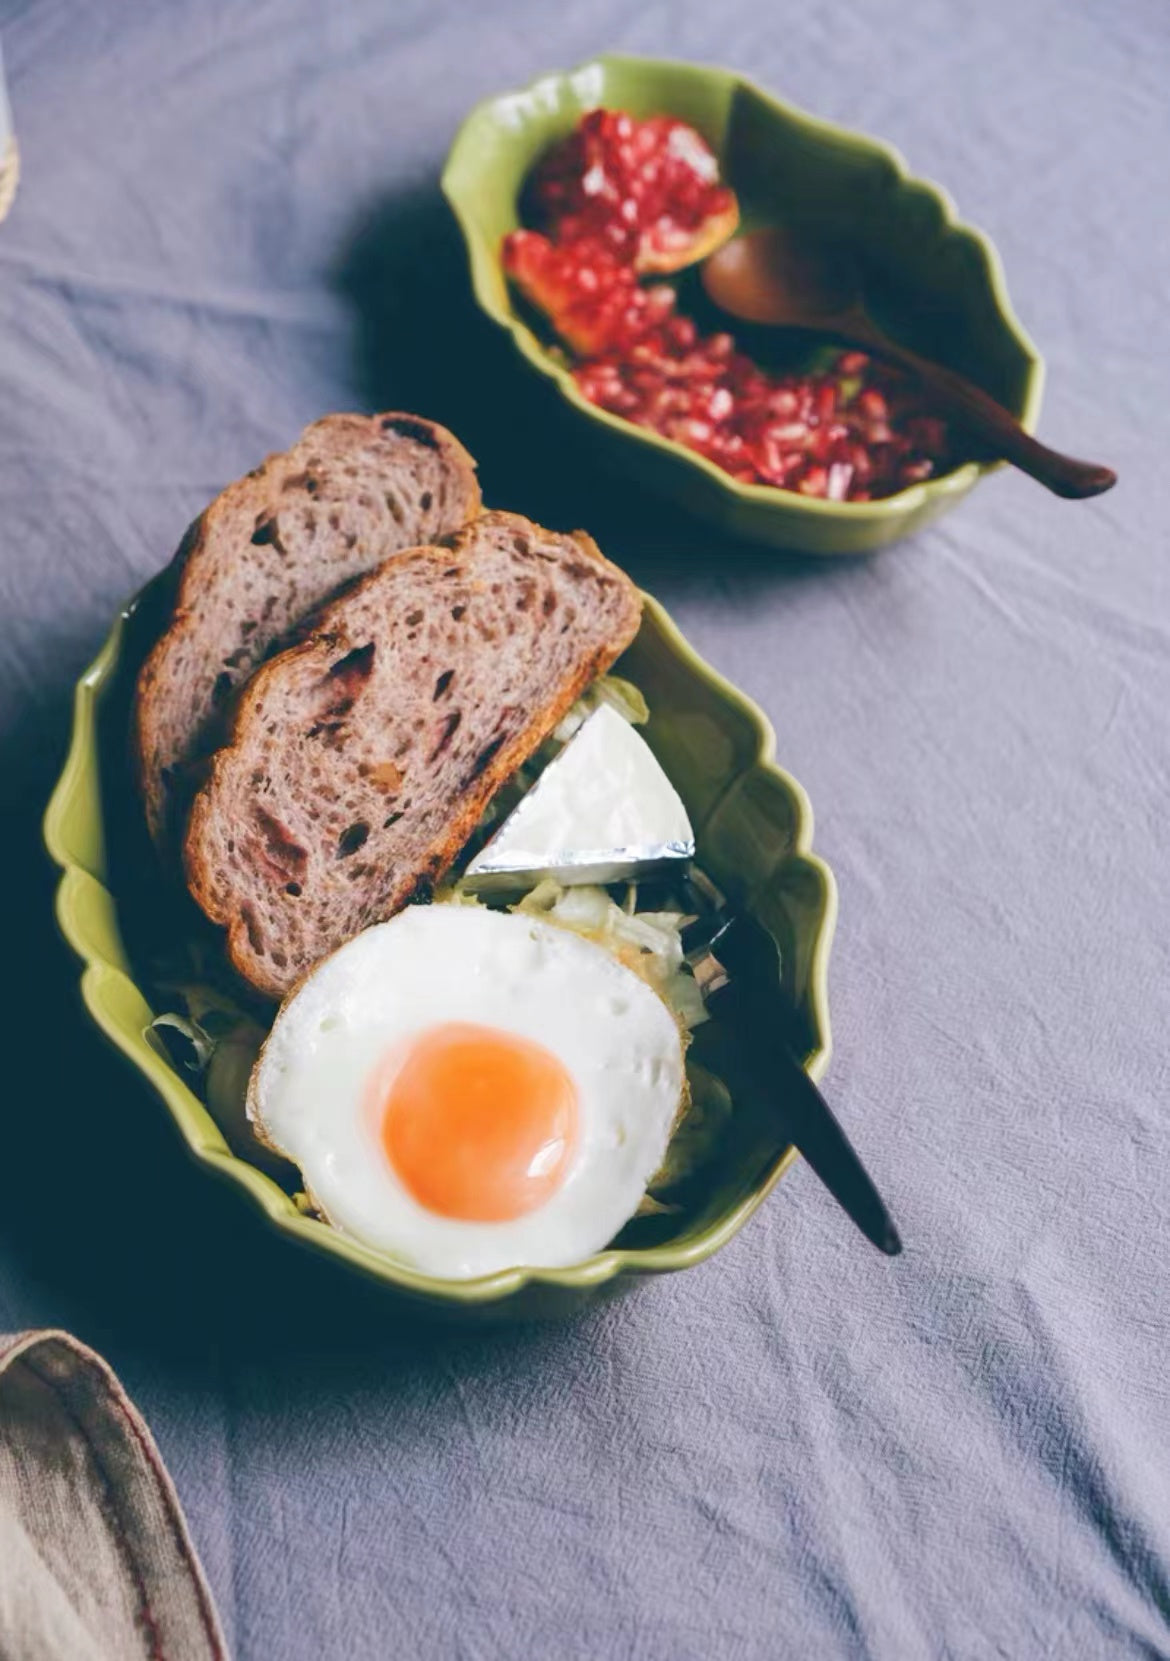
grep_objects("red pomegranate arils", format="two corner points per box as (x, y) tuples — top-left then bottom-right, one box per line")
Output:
(504, 107), (958, 502)
(527, 108), (737, 274)
(797, 466), (830, 497)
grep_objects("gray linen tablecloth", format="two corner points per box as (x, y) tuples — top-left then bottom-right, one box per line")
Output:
(1, 1), (1167, 1656)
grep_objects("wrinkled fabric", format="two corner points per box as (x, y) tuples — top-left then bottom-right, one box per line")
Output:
(0, 1330), (227, 1661)
(0, 0), (1168, 1658)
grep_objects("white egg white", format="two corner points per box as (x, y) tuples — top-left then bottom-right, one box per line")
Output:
(248, 905), (686, 1280)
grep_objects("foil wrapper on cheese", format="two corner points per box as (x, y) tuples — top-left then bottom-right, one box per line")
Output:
(464, 704), (695, 893)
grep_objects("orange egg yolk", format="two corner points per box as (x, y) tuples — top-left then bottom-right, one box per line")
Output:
(379, 1022), (580, 1222)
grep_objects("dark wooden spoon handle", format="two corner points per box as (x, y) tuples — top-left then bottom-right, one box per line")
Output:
(855, 325), (1116, 500)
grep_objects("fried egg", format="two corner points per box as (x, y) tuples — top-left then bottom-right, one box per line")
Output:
(248, 904), (686, 1280)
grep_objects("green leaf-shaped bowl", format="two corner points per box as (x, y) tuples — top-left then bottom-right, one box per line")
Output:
(44, 579), (836, 1319)
(443, 54), (1044, 555)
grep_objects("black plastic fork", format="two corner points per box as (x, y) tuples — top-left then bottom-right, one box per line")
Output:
(683, 908), (903, 1257)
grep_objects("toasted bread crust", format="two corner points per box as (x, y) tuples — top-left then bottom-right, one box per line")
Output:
(182, 512), (642, 998)
(134, 412), (481, 849)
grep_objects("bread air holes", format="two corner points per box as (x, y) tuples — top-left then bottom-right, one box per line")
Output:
(251, 517), (285, 553)
(327, 640), (375, 682)
(420, 491), (433, 511)
(380, 416), (439, 450)
(428, 712), (461, 761)
(316, 642), (375, 723)
(337, 822), (370, 858)
(465, 734), (505, 782)
(433, 669), (454, 701)
(405, 609), (424, 627)
(241, 906), (264, 956)
(253, 807), (308, 882)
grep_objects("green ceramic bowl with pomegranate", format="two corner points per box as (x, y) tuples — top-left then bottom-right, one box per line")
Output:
(443, 53), (1044, 555)
(44, 576), (836, 1320)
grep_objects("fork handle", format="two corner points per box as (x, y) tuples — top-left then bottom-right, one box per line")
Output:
(709, 984), (903, 1256)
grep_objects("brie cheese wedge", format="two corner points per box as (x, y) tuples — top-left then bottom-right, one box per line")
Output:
(464, 704), (694, 892)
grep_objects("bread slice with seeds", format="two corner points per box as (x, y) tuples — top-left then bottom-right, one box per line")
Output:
(183, 511), (643, 999)
(134, 413), (480, 848)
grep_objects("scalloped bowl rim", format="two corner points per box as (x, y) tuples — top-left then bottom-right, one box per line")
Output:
(43, 586), (835, 1307)
(442, 52), (1046, 523)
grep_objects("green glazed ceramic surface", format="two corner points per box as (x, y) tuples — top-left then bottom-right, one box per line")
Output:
(44, 582), (836, 1318)
(443, 54), (1045, 555)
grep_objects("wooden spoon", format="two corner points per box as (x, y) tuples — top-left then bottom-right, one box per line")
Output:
(701, 227), (1116, 500)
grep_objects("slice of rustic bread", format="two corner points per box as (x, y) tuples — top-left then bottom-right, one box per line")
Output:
(134, 413), (480, 847)
(183, 511), (643, 998)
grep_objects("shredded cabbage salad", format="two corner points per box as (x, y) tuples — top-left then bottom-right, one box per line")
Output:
(511, 879), (707, 1033)
(149, 978), (272, 1166)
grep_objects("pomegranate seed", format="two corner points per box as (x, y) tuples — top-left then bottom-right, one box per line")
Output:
(528, 109), (733, 274)
(813, 383), (837, 423)
(510, 111), (956, 501)
(849, 444), (874, 483)
(767, 388), (801, 418)
(899, 459), (935, 484)
(673, 417), (714, 444)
